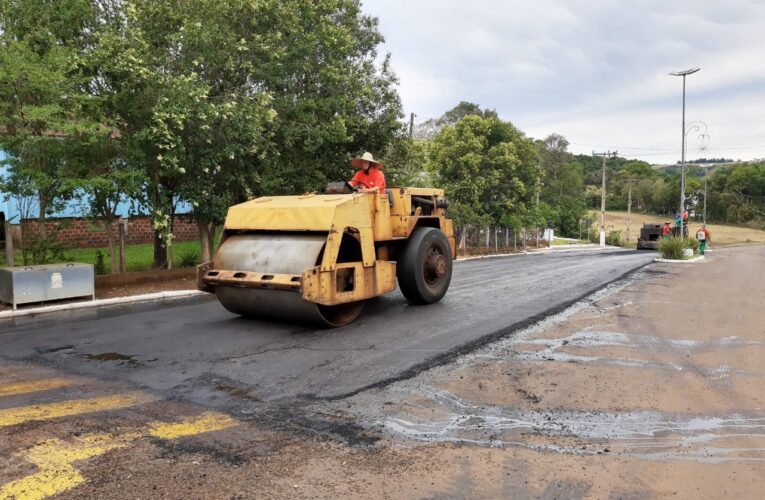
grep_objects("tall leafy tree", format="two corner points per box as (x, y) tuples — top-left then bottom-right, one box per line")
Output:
(0, 0), (103, 240)
(429, 115), (539, 228)
(94, 0), (276, 267)
(537, 134), (587, 235)
(94, 0), (400, 267)
(258, 0), (402, 194)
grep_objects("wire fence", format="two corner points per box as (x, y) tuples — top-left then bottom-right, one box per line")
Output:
(455, 225), (550, 257)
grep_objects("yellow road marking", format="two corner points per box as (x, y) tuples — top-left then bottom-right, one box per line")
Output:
(0, 412), (239, 500)
(148, 412), (239, 439)
(0, 393), (155, 428)
(0, 378), (78, 397)
(0, 433), (137, 500)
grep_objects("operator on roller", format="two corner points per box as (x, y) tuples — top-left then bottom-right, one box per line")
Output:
(349, 152), (386, 193)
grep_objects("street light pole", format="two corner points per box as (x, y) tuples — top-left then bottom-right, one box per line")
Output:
(670, 67), (700, 238)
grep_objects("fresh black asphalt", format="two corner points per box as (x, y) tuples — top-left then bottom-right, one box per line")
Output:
(0, 249), (654, 410)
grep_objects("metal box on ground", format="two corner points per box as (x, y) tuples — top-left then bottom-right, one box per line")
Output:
(0, 263), (95, 310)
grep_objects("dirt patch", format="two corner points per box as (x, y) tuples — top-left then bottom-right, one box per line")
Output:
(95, 275), (197, 299)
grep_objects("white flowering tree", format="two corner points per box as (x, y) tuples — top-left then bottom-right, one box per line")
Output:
(95, 0), (275, 267)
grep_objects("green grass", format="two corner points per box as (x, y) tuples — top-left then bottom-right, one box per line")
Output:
(551, 238), (589, 246)
(2, 240), (203, 273)
(65, 240), (202, 273)
(2, 229), (223, 273)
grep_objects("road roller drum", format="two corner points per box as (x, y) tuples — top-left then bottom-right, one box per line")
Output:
(198, 187), (455, 327)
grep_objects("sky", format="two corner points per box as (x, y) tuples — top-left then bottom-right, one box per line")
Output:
(362, 0), (765, 164)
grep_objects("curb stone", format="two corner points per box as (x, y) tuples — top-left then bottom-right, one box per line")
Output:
(457, 244), (620, 262)
(0, 290), (205, 320)
(654, 255), (706, 264)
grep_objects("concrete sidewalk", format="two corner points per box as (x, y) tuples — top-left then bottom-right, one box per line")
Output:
(337, 245), (765, 498)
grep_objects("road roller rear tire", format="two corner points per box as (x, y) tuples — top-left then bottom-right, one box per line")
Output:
(397, 227), (453, 305)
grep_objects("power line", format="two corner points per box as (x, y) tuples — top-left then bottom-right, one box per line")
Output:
(570, 142), (675, 152)
(711, 132), (765, 146)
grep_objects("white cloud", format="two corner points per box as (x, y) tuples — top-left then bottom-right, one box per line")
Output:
(363, 0), (765, 163)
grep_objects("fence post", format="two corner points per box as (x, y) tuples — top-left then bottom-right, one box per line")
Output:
(118, 221), (127, 274)
(4, 222), (14, 267)
(523, 228), (527, 251)
(504, 227), (509, 248)
(535, 227), (539, 248)
(485, 227), (490, 248)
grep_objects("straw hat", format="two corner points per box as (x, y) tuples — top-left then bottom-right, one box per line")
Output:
(351, 152), (383, 168)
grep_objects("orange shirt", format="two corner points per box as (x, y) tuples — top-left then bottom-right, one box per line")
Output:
(350, 167), (386, 192)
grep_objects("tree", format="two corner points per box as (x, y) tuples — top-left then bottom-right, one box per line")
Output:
(711, 163), (765, 222)
(537, 133), (569, 183)
(94, 0), (276, 267)
(0, 0), (105, 262)
(69, 150), (143, 273)
(380, 137), (432, 188)
(537, 134), (587, 236)
(429, 115), (539, 228)
(94, 0), (401, 267)
(414, 101), (497, 140)
(257, 0), (402, 195)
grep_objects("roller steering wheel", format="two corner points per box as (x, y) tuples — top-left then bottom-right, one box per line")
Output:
(348, 179), (370, 191)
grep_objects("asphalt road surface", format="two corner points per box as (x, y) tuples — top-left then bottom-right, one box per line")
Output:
(0, 249), (653, 407)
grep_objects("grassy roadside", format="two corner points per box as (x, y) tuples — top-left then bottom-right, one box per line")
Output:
(593, 211), (765, 246)
(551, 238), (589, 246)
(1, 239), (202, 273)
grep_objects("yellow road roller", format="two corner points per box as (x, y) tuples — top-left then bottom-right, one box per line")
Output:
(197, 185), (456, 327)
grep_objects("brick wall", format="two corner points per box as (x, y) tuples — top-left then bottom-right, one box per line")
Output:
(20, 216), (199, 249)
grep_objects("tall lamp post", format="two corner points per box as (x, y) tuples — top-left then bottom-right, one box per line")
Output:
(669, 67), (700, 238)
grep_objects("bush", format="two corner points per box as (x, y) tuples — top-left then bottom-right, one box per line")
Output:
(94, 250), (107, 275)
(179, 249), (200, 268)
(606, 230), (623, 247)
(585, 228), (623, 246)
(685, 237), (700, 253)
(658, 236), (698, 260)
(25, 233), (66, 265)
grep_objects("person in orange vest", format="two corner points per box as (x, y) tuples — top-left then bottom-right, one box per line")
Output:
(696, 224), (711, 255)
(662, 221), (672, 240)
(349, 152), (386, 193)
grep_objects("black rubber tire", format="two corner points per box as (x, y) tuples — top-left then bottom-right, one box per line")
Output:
(397, 227), (453, 305)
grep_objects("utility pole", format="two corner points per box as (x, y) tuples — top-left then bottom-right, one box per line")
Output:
(593, 150), (617, 246)
(626, 180), (636, 245)
(408, 112), (416, 140)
